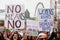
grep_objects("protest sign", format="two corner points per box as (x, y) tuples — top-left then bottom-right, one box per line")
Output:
(38, 8), (54, 32)
(26, 20), (38, 36)
(5, 4), (25, 29)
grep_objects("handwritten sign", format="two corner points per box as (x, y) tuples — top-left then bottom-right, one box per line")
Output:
(38, 8), (54, 32)
(5, 4), (25, 29)
(26, 20), (38, 36)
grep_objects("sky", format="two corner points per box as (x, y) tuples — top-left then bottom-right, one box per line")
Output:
(0, 0), (50, 20)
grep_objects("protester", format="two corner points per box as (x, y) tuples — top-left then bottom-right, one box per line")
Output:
(49, 32), (56, 40)
(10, 31), (21, 40)
(3, 30), (9, 40)
(7, 29), (12, 38)
(37, 31), (48, 40)
(0, 32), (4, 40)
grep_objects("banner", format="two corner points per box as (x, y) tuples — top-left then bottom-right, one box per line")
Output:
(38, 8), (54, 32)
(26, 20), (38, 36)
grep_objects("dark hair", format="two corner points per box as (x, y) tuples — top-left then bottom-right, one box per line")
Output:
(49, 32), (56, 40)
(0, 32), (4, 40)
(10, 31), (21, 40)
(27, 36), (32, 40)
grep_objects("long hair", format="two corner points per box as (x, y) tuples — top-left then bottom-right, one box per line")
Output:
(0, 32), (4, 40)
(49, 32), (56, 40)
(10, 32), (21, 40)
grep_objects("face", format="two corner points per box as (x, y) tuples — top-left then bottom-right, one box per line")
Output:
(13, 34), (18, 40)
(39, 36), (47, 40)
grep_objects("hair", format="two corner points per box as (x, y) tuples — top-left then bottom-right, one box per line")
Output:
(0, 32), (4, 40)
(32, 36), (36, 40)
(49, 32), (56, 40)
(10, 31), (21, 40)
(27, 36), (32, 40)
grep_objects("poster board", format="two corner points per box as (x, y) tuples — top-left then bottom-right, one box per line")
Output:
(38, 9), (54, 33)
(26, 20), (38, 36)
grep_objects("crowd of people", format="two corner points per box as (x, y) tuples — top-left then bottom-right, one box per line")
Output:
(0, 29), (60, 40)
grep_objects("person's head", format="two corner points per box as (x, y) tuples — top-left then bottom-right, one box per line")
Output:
(13, 34), (18, 40)
(38, 32), (48, 40)
(10, 31), (20, 40)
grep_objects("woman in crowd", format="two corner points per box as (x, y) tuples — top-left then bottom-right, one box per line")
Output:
(48, 32), (56, 40)
(37, 31), (48, 40)
(3, 30), (9, 40)
(10, 31), (21, 40)
(0, 32), (4, 40)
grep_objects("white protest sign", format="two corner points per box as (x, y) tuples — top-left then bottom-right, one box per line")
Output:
(5, 4), (25, 29)
(26, 20), (38, 36)
(38, 8), (54, 32)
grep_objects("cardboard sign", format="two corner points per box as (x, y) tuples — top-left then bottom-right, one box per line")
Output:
(5, 4), (25, 29)
(38, 9), (54, 32)
(26, 20), (38, 36)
